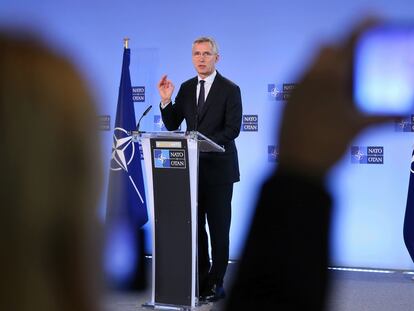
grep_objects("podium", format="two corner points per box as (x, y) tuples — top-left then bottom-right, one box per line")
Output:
(134, 131), (224, 309)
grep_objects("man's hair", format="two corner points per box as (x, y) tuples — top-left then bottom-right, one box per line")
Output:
(192, 36), (219, 54)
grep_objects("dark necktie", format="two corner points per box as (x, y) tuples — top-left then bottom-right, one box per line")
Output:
(197, 80), (205, 116)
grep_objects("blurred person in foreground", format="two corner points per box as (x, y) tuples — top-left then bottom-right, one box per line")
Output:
(225, 19), (392, 311)
(0, 31), (102, 311)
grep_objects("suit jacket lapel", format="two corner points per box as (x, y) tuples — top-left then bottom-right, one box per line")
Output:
(190, 77), (198, 107)
(187, 77), (197, 122)
(198, 72), (221, 123)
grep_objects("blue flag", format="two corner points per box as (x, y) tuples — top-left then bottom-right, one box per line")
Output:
(404, 149), (414, 263)
(106, 47), (148, 228)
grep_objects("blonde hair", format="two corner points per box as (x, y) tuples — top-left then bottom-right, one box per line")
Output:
(0, 31), (102, 311)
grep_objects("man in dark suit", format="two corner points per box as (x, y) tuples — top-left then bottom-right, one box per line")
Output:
(157, 36), (242, 302)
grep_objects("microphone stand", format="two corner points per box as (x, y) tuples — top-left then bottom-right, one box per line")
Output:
(136, 105), (152, 132)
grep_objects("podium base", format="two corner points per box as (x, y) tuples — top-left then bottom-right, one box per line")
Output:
(142, 302), (196, 311)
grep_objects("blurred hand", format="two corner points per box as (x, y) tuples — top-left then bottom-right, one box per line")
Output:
(278, 19), (396, 179)
(157, 75), (174, 104)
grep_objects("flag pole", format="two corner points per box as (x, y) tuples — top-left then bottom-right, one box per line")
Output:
(123, 37), (130, 49)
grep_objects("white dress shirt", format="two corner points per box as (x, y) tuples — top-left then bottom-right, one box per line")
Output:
(196, 70), (217, 104)
(161, 70), (217, 109)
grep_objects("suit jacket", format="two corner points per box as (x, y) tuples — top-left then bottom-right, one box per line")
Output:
(161, 72), (242, 185)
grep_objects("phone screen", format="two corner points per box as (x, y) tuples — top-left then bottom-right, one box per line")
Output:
(354, 25), (414, 115)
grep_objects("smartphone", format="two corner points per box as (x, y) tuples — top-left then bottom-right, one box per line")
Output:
(354, 25), (414, 115)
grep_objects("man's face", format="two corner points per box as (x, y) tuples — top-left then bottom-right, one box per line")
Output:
(192, 42), (219, 78)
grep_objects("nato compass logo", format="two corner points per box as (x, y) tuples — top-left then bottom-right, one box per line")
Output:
(132, 86), (145, 102)
(268, 84), (283, 100)
(395, 115), (414, 132)
(153, 149), (186, 169)
(154, 115), (181, 131)
(268, 83), (297, 101)
(351, 146), (384, 164)
(268, 145), (279, 162)
(411, 153), (414, 174)
(242, 115), (258, 132)
(154, 115), (167, 131)
(110, 127), (144, 202)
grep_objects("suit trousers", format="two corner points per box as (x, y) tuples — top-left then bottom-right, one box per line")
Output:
(198, 182), (233, 288)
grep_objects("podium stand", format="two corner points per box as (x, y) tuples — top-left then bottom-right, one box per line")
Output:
(134, 131), (224, 310)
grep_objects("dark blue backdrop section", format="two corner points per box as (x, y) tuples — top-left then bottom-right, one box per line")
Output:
(3, 0), (414, 269)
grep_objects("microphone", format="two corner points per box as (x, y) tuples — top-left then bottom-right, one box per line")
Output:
(136, 105), (152, 132)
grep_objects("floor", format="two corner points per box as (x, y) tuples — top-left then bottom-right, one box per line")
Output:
(103, 263), (414, 311)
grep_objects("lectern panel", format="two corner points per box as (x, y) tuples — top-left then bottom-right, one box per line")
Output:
(150, 138), (192, 306)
